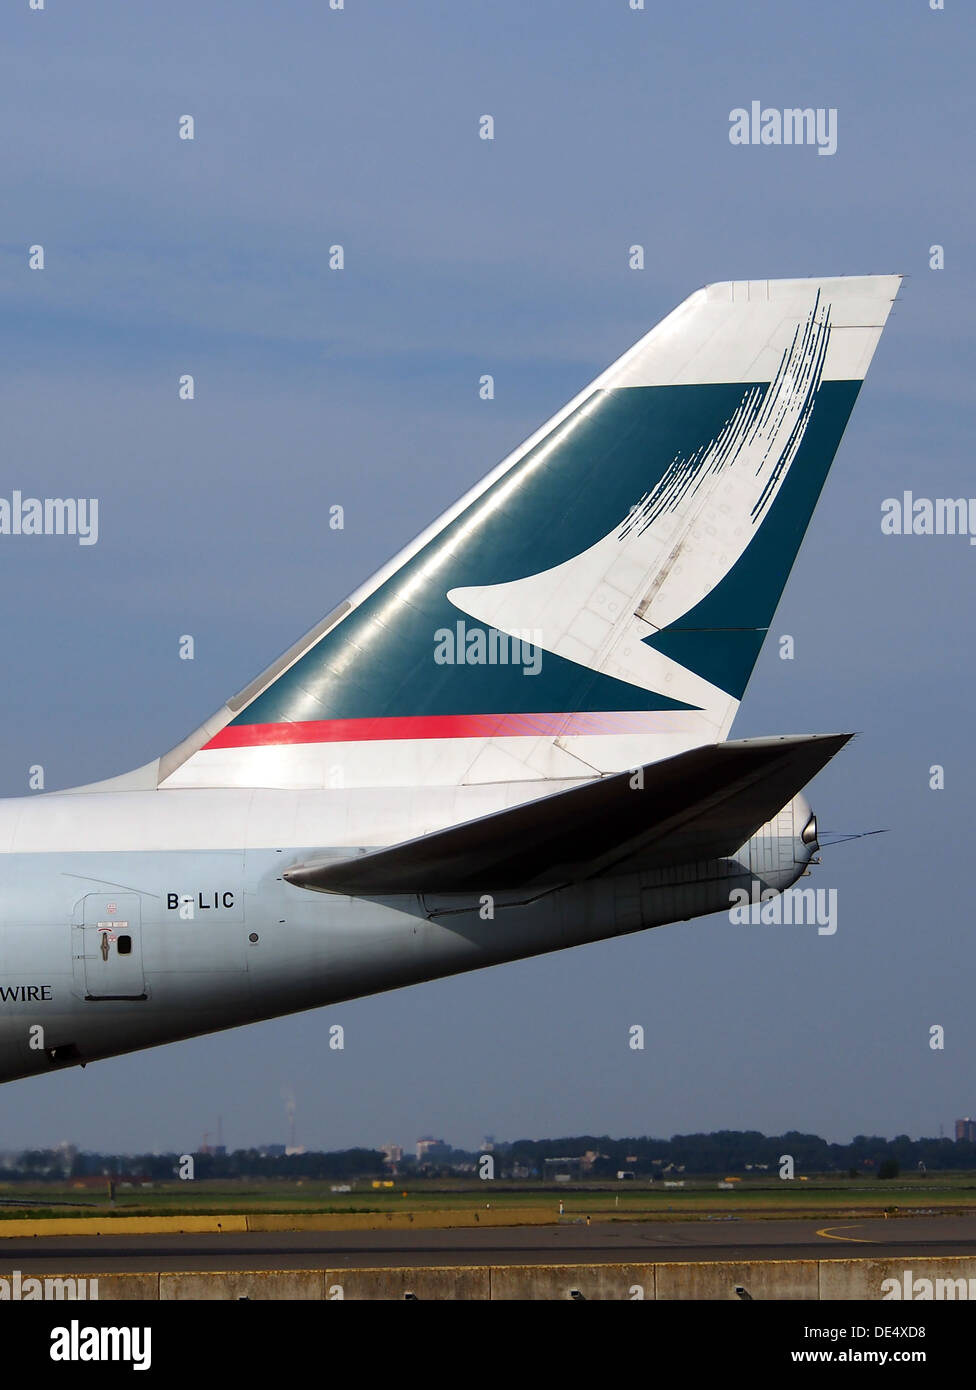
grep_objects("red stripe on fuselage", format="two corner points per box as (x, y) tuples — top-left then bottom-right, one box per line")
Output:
(203, 712), (670, 749)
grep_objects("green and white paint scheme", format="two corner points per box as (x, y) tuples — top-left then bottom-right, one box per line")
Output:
(0, 275), (899, 1084)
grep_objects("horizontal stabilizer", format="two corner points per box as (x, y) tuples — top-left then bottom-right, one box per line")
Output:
(284, 733), (851, 894)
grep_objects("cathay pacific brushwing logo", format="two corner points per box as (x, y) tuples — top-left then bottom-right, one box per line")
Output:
(448, 297), (832, 707)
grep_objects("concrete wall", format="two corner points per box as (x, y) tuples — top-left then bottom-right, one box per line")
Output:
(57, 1255), (976, 1300)
(655, 1259), (819, 1301)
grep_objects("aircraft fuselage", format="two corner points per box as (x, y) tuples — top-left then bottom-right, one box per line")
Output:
(0, 784), (814, 1084)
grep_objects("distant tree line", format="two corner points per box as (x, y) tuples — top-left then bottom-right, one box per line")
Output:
(496, 1131), (976, 1177)
(0, 1147), (387, 1182)
(2, 1132), (976, 1182)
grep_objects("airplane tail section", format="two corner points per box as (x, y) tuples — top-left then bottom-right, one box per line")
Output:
(156, 274), (899, 791)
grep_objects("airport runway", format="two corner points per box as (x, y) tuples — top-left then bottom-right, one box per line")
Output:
(4, 1215), (976, 1273)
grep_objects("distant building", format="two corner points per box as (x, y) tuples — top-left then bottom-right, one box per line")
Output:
(543, 1156), (586, 1179)
(416, 1137), (450, 1162)
(55, 1142), (78, 1175)
(381, 1144), (404, 1167)
(955, 1118), (976, 1143)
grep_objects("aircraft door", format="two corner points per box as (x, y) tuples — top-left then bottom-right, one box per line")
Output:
(80, 893), (147, 1000)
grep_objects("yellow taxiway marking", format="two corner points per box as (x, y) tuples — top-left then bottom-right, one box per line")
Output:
(816, 1224), (874, 1244)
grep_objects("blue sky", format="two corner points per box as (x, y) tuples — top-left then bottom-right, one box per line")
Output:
(1, 0), (973, 1154)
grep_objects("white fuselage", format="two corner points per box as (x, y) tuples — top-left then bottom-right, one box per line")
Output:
(0, 782), (814, 1085)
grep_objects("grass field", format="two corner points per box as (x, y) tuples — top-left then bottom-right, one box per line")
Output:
(3, 1175), (976, 1224)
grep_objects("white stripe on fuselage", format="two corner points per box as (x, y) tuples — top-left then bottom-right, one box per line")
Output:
(0, 779), (599, 856)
